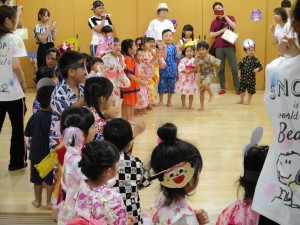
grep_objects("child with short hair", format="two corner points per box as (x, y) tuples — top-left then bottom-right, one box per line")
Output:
(102, 37), (130, 109)
(57, 107), (96, 225)
(95, 25), (113, 57)
(121, 39), (146, 124)
(194, 41), (220, 111)
(217, 128), (269, 225)
(85, 57), (107, 79)
(237, 39), (263, 105)
(25, 84), (55, 210)
(175, 45), (198, 109)
(49, 50), (86, 151)
(103, 118), (150, 225)
(145, 123), (209, 225)
(67, 141), (135, 225)
(84, 77), (115, 141)
(157, 29), (181, 107)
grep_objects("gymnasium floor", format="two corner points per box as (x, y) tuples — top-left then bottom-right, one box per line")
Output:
(0, 88), (273, 224)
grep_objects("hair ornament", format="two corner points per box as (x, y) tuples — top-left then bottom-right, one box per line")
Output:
(157, 136), (164, 144)
(241, 127), (263, 177)
(243, 39), (255, 49)
(63, 126), (85, 150)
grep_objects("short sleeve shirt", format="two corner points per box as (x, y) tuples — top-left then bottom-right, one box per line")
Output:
(147, 19), (175, 41)
(88, 16), (113, 45)
(0, 33), (27, 101)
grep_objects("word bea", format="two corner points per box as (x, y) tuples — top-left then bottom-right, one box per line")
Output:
(278, 122), (300, 143)
(270, 78), (300, 99)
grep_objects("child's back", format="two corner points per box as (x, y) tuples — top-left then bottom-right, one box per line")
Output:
(216, 136), (269, 225)
(103, 118), (151, 224)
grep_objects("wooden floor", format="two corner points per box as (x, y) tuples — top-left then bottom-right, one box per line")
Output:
(0, 88), (273, 224)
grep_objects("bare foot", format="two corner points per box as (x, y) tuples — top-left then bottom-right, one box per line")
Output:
(47, 202), (52, 210)
(32, 200), (41, 208)
(146, 105), (153, 110)
(243, 102), (251, 105)
(236, 100), (244, 104)
(188, 107), (194, 110)
(166, 103), (173, 107)
(156, 102), (163, 107)
(208, 95), (214, 102)
(197, 107), (204, 111)
(182, 106), (186, 109)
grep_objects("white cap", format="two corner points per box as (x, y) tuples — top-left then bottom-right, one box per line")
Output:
(156, 3), (171, 12)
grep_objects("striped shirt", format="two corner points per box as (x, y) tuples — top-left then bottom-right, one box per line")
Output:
(88, 16), (113, 45)
(33, 24), (54, 44)
(25, 110), (52, 161)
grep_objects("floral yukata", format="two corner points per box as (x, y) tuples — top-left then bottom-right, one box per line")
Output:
(74, 180), (127, 225)
(144, 192), (199, 225)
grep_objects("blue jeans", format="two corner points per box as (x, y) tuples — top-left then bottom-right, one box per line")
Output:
(90, 45), (98, 57)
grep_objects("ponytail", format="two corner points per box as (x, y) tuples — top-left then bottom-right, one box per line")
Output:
(0, 6), (16, 38)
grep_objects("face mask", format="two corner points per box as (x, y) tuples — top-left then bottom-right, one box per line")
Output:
(107, 176), (117, 187)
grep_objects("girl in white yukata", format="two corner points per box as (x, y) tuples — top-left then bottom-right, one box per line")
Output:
(102, 37), (130, 110)
(57, 107), (96, 225)
(144, 123), (209, 225)
(175, 45), (198, 109)
(67, 141), (136, 225)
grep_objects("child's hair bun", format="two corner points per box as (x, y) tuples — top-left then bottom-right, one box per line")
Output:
(157, 123), (177, 144)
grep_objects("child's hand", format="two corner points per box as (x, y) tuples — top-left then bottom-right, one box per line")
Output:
(139, 80), (147, 87)
(197, 59), (204, 66)
(253, 68), (259, 73)
(30, 58), (37, 70)
(194, 209), (209, 225)
(127, 214), (137, 225)
(133, 120), (146, 138)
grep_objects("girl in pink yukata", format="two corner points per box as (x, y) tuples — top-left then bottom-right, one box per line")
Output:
(57, 107), (96, 225)
(67, 141), (136, 225)
(102, 37), (130, 110)
(175, 45), (198, 109)
(144, 123), (209, 225)
(134, 47), (149, 116)
(216, 127), (269, 225)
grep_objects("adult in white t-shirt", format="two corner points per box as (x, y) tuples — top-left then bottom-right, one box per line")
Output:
(253, 3), (300, 224)
(88, 0), (113, 56)
(0, 6), (27, 171)
(147, 3), (175, 41)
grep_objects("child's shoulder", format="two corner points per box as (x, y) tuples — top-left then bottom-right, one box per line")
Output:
(122, 152), (146, 167)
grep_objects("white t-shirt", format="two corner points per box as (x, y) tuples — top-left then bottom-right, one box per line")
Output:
(274, 22), (296, 44)
(0, 33), (27, 101)
(88, 16), (113, 45)
(252, 55), (300, 225)
(147, 18), (175, 41)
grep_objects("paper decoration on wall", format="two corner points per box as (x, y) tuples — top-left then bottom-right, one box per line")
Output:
(170, 19), (177, 31)
(58, 42), (71, 55)
(14, 28), (28, 39)
(65, 37), (80, 52)
(251, 10), (262, 21)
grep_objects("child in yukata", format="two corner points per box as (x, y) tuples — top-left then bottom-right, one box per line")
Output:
(237, 39), (263, 105)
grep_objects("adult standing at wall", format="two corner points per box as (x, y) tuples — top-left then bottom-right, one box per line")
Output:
(88, 0), (113, 56)
(147, 3), (174, 41)
(209, 2), (239, 95)
(0, 5), (27, 171)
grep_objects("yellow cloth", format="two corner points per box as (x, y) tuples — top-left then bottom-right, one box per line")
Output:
(184, 39), (199, 48)
(35, 146), (59, 178)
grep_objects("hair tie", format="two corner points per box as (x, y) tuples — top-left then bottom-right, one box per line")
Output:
(63, 126), (85, 150)
(157, 137), (164, 144)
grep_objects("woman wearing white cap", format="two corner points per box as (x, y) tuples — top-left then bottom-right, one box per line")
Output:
(147, 3), (175, 41)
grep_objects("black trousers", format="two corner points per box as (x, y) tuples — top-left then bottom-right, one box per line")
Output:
(0, 98), (27, 168)
(37, 42), (54, 68)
